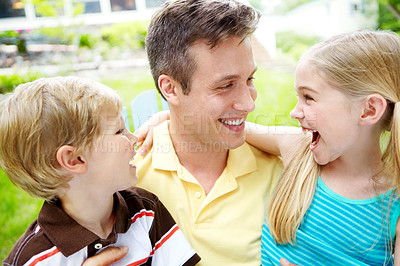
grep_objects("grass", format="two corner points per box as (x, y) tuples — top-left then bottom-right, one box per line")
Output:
(0, 170), (43, 259)
(0, 66), (297, 260)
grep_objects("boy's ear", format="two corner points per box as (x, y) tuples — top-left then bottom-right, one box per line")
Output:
(56, 145), (88, 174)
(359, 94), (387, 125)
(158, 74), (181, 105)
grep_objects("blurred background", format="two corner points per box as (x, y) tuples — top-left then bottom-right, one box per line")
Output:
(1, 0), (399, 259)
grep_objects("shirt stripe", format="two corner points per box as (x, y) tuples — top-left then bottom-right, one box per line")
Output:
(26, 247), (60, 266)
(261, 177), (400, 265)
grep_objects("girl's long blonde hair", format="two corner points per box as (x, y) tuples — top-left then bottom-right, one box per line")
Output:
(268, 30), (400, 244)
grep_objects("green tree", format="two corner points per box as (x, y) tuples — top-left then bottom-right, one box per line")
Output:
(378, 0), (400, 33)
(25, 0), (84, 17)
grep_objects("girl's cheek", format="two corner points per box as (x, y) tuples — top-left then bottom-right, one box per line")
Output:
(304, 111), (318, 128)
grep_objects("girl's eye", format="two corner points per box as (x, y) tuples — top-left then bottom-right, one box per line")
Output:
(304, 94), (314, 101)
(116, 128), (124, 134)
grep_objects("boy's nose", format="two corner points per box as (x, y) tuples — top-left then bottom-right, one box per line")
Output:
(126, 131), (139, 145)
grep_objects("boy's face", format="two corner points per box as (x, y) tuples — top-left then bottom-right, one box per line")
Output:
(84, 111), (138, 193)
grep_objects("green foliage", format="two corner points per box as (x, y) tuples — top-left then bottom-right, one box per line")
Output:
(27, 0), (84, 17)
(30, 0), (65, 17)
(0, 31), (18, 38)
(100, 21), (149, 51)
(0, 73), (43, 94)
(0, 168), (43, 260)
(36, 27), (76, 45)
(79, 34), (96, 48)
(378, 1), (400, 33)
(248, 67), (297, 126)
(276, 30), (321, 61)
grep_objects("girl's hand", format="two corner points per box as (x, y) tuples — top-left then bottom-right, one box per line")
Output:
(280, 258), (299, 266)
(134, 110), (170, 156)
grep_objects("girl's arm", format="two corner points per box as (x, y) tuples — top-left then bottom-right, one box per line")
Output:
(134, 111), (305, 165)
(245, 122), (304, 166)
(134, 110), (170, 155)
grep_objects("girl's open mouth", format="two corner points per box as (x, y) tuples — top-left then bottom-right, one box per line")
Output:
(302, 127), (320, 151)
(310, 131), (320, 150)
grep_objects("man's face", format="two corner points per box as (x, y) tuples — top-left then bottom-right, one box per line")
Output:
(172, 36), (257, 152)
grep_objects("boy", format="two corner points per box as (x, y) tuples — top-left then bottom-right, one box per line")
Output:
(1, 76), (200, 266)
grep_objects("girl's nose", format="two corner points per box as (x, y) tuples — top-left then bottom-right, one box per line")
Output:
(290, 103), (304, 120)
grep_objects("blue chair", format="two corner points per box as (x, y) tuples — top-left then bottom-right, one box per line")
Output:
(130, 90), (169, 131)
(122, 106), (130, 131)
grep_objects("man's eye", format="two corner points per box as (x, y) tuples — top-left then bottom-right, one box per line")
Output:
(220, 83), (233, 89)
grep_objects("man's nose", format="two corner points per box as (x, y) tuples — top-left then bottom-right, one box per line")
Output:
(232, 85), (256, 113)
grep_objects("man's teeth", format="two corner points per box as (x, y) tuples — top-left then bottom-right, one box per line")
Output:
(220, 118), (244, 126)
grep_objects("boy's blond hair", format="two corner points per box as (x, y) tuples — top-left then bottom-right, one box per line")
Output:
(0, 76), (122, 201)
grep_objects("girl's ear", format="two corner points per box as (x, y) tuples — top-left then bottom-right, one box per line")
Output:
(56, 145), (88, 174)
(158, 74), (181, 105)
(359, 94), (387, 126)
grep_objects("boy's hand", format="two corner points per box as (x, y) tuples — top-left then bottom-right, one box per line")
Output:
(134, 110), (170, 156)
(81, 246), (128, 266)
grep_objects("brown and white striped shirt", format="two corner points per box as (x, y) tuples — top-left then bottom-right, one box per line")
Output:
(4, 187), (200, 266)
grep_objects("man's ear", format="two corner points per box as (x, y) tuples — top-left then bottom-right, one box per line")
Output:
(359, 94), (387, 126)
(56, 145), (88, 174)
(158, 74), (181, 105)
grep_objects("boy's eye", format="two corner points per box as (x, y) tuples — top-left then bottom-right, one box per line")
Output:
(116, 128), (124, 134)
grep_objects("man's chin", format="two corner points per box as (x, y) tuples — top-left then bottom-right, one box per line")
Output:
(223, 135), (246, 150)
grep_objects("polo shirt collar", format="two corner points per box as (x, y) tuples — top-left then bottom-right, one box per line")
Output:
(38, 191), (131, 257)
(151, 121), (257, 178)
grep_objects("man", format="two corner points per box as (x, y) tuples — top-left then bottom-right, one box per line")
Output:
(133, 0), (282, 265)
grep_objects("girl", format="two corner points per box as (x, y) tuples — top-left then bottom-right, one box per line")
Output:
(246, 30), (400, 265)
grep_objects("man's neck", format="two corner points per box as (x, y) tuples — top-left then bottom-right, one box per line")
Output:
(170, 131), (229, 195)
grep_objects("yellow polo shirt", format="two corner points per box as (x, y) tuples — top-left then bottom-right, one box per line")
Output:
(135, 121), (282, 266)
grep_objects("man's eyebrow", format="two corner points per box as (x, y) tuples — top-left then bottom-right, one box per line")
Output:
(214, 74), (239, 84)
(213, 67), (258, 85)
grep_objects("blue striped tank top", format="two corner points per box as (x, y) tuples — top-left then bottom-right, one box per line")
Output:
(261, 177), (400, 265)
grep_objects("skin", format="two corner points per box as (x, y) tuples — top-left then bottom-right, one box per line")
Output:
(160, 36), (257, 194)
(292, 59), (387, 198)
(58, 111), (138, 239)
